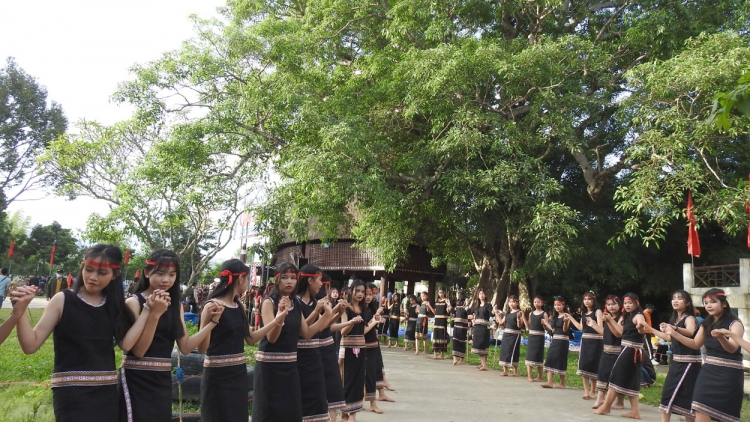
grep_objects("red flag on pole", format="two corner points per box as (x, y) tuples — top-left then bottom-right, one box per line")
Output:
(50, 242), (57, 266)
(124, 249), (131, 264)
(7, 240), (14, 258)
(687, 192), (701, 257)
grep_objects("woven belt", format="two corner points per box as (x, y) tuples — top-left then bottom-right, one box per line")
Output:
(621, 340), (644, 349)
(204, 353), (246, 367)
(255, 351), (296, 363)
(341, 335), (366, 348)
(673, 354), (702, 363)
(365, 341), (379, 348)
(552, 335), (569, 341)
(435, 315), (448, 319)
(51, 370), (118, 388)
(528, 330), (545, 336)
(297, 338), (320, 348)
(122, 356), (171, 371)
(603, 345), (622, 354)
(705, 356), (743, 369)
(504, 329), (522, 335)
(582, 333), (603, 340)
(418, 314), (427, 318)
(319, 337), (334, 347)
(474, 319), (490, 326)
(454, 318), (469, 324)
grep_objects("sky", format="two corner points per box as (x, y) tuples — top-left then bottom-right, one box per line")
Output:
(1, 0), (232, 254)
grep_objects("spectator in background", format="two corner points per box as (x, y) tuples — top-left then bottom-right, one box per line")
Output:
(694, 308), (704, 324)
(45, 270), (68, 300)
(643, 304), (655, 362)
(0, 268), (12, 309)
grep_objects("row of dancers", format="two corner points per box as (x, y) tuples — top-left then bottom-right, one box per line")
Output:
(0, 244), (395, 422)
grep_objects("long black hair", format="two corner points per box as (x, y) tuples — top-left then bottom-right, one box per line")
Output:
(604, 294), (622, 318)
(701, 288), (738, 331)
(348, 279), (367, 308)
(73, 244), (132, 343)
(669, 290), (695, 325)
(551, 296), (567, 323)
(582, 291), (599, 313)
(367, 283), (379, 315)
(268, 262), (298, 303)
(131, 249), (184, 340)
(207, 259), (250, 336)
(296, 264), (323, 301)
(622, 293), (643, 321)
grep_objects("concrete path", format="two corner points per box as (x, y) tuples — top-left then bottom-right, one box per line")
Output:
(354, 348), (662, 422)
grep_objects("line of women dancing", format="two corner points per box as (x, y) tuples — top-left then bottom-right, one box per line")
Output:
(1, 244), (397, 422)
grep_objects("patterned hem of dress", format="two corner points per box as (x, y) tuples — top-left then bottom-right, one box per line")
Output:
(524, 360), (543, 367)
(575, 369), (598, 379)
(470, 348), (488, 356)
(50, 370), (118, 388)
(365, 393), (377, 401)
(302, 413), (331, 421)
(595, 381), (609, 391)
(543, 367), (566, 375)
(328, 401), (347, 411)
(659, 404), (694, 417)
(452, 351), (465, 358)
(692, 402), (739, 422)
(376, 381), (385, 388)
(121, 356), (172, 371)
(432, 339), (447, 345)
(608, 383), (640, 398)
(343, 402), (363, 413)
(499, 361), (519, 367)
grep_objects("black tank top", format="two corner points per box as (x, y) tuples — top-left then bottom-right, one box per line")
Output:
(207, 301), (247, 356)
(704, 319), (743, 361)
(54, 290), (115, 373)
(258, 297), (302, 354)
(622, 312), (644, 344)
(297, 296), (319, 340)
(505, 310), (521, 330)
(671, 315), (701, 357)
(529, 312), (544, 331)
(603, 316), (622, 346)
(582, 310), (598, 334)
(126, 293), (175, 358)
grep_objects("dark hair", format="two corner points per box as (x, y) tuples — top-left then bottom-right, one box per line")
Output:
(392, 292), (402, 307)
(475, 288), (486, 303)
(551, 296), (567, 323)
(296, 264), (323, 300)
(701, 288), (738, 331)
(366, 283), (379, 314)
(408, 294), (417, 304)
(348, 279), (367, 308)
(622, 293), (643, 320)
(267, 262), (298, 302)
(0, 268), (8, 275)
(507, 294), (519, 310)
(131, 249), (184, 340)
(456, 291), (465, 306)
(208, 259), (251, 336)
(582, 291), (600, 313)
(74, 244), (131, 343)
(603, 294), (622, 318)
(669, 290), (695, 325)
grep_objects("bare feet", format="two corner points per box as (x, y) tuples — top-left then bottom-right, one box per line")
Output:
(414, 350), (419, 355)
(553, 384), (566, 389)
(612, 404), (625, 410)
(378, 395), (395, 402)
(453, 360), (458, 366)
(620, 411), (641, 419)
(591, 403), (602, 409)
(594, 407), (610, 415)
(540, 383), (553, 388)
(384, 384), (395, 392)
(527, 378), (533, 382)
(582, 394), (591, 399)
(370, 406), (383, 414)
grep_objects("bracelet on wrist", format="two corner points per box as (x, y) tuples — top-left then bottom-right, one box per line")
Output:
(143, 303), (151, 311)
(277, 321), (285, 327)
(210, 319), (219, 325)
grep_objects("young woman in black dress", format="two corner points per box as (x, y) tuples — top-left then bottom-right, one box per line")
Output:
(470, 288), (493, 371)
(431, 288), (451, 359)
(524, 295), (546, 382)
(13, 244), (143, 422)
(403, 295), (418, 351)
(250, 262), (334, 422)
(540, 297), (570, 389)
(119, 249), (224, 422)
(594, 293), (647, 419)
(588, 294), (625, 410)
(451, 291), (470, 365)
(416, 291), (432, 355)
(648, 290), (700, 422)
(340, 280), (379, 422)
(497, 295), (525, 376)
(665, 288), (744, 422)
(387, 292), (402, 348)
(317, 273), (349, 420)
(566, 291), (603, 399)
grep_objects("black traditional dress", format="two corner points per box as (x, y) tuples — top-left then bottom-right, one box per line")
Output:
(51, 290), (118, 422)
(416, 301), (430, 339)
(296, 296), (329, 422)
(691, 320), (744, 422)
(404, 304), (417, 344)
(659, 316), (701, 418)
(525, 312), (545, 368)
(388, 301), (401, 341)
(607, 312), (644, 398)
(318, 317), (345, 412)
(119, 293), (174, 422)
(364, 311), (380, 402)
(342, 306), (370, 414)
(250, 297), (303, 422)
(432, 299), (449, 353)
(595, 316), (622, 391)
(201, 301), (251, 422)
(543, 316), (569, 375)
(379, 302), (389, 336)
(499, 310), (522, 367)
(452, 305), (470, 358)
(470, 303), (493, 356)
(576, 310), (603, 379)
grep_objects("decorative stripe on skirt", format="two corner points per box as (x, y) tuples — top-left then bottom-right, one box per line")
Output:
(204, 352), (247, 367)
(51, 370), (118, 387)
(254, 351), (296, 363)
(692, 402), (739, 422)
(528, 330), (545, 336)
(470, 348), (488, 356)
(473, 319), (490, 326)
(328, 401), (346, 411)
(672, 354), (701, 363)
(552, 335), (569, 341)
(525, 360), (543, 367)
(121, 356), (171, 371)
(365, 341), (379, 348)
(319, 337), (334, 347)
(342, 335), (366, 347)
(302, 414), (330, 422)
(342, 401), (363, 413)
(603, 345), (622, 354)
(365, 392), (376, 401)
(297, 338), (321, 348)
(705, 356), (743, 369)
(576, 369), (598, 378)
(582, 333), (603, 339)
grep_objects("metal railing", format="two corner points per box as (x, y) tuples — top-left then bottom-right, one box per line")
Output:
(693, 264), (740, 288)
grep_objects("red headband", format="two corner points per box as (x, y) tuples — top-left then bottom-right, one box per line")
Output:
(299, 272), (323, 278)
(709, 292), (726, 297)
(82, 260), (120, 269)
(366, 289), (373, 293)
(275, 269), (298, 280)
(145, 260), (177, 268)
(322, 281), (331, 285)
(554, 301), (564, 305)
(220, 270), (247, 287)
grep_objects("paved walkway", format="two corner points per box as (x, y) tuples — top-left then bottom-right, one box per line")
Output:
(354, 348), (662, 421)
